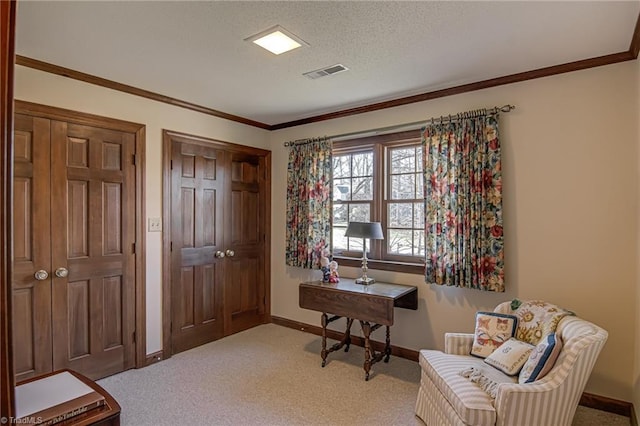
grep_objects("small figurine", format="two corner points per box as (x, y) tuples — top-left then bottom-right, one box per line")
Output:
(328, 260), (339, 283)
(319, 248), (331, 283)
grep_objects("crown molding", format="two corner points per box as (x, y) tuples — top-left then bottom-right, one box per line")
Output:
(15, 55), (271, 130)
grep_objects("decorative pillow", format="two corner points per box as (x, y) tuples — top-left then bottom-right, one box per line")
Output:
(470, 312), (518, 358)
(484, 337), (534, 376)
(519, 333), (563, 384)
(512, 300), (573, 345)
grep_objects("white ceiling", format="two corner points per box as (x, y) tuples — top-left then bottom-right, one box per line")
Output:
(15, 1), (640, 127)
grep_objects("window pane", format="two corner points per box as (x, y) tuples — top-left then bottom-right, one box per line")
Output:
(352, 152), (373, 177)
(333, 156), (351, 178)
(352, 177), (373, 200)
(388, 229), (413, 254)
(415, 172), (423, 198)
(413, 202), (424, 228)
(333, 227), (348, 251)
(333, 178), (350, 201)
(388, 203), (412, 228)
(333, 204), (348, 227)
(416, 146), (423, 171)
(414, 230), (426, 256)
(349, 204), (370, 223)
(348, 237), (368, 253)
(391, 174), (415, 200)
(391, 148), (415, 173)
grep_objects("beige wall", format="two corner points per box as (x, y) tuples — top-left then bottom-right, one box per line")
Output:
(270, 61), (638, 400)
(13, 66), (271, 354)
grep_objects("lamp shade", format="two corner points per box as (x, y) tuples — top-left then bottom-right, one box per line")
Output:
(344, 222), (384, 240)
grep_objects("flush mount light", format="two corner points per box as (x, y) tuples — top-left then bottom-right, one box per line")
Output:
(245, 25), (308, 55)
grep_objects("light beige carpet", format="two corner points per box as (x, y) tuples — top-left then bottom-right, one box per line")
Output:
(98, 323), (629, 426)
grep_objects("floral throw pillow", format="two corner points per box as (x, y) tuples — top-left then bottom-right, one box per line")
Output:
(513, 301), (572, 345)
(484, 337), (534, 376)
(519, 333), (563, 384)
(470, 312), (518, 358)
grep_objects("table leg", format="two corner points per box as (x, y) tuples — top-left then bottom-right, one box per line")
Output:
(384, 325), (391, 363)
(321, 313), (328, 367)
(344, 318), (354, 352)
(360, 320), (373, 381)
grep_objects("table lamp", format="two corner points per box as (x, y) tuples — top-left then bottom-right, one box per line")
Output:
(344, 221), (384, 285)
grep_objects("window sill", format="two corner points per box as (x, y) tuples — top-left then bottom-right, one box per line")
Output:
(333, 256), (424, 275)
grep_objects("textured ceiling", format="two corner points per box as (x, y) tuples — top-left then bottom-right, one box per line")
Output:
(14, 1), (640, 126)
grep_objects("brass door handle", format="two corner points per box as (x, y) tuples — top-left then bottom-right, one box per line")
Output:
(55, 267), (69, 278)
(34, 270), (49, 281)
(214, 250), (225, 259)
(225, 249), (235, 257)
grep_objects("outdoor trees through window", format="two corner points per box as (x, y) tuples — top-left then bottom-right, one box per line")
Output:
(331, 130), (424, 274)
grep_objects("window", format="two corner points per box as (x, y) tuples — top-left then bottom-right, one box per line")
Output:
(331, 130), (424, 274)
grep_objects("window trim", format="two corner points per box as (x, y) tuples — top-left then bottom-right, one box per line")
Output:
(332, 129), (424, 275)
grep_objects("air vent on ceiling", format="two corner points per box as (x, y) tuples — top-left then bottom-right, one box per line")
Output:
(303, 64), (349, 80)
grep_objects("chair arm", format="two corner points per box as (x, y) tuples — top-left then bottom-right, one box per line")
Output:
(444, 333), (474, 355)
(494, 379), (570, 426)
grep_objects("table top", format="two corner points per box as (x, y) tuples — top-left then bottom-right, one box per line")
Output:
(299, 279), (417, 324)
(300, 279), (417, 300)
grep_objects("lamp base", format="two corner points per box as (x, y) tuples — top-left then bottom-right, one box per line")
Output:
(355, 277), (375, 285)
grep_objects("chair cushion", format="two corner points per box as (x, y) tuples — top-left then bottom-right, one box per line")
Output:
(470, 311), (518, 358)
(419, 350), (517, 426)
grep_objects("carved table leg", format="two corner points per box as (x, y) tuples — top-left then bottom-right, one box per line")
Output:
(360, 320), (373, 381)
(344, 318), (354, 352)
(321, 313), (328, 367)
(384, 325), (391, 363)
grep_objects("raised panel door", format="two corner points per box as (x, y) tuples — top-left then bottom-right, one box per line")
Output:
(50, 121), (136, 379)
(170, 140), (225, 354)
(224, 153), (266, 334)
(11, 114), (52, 382)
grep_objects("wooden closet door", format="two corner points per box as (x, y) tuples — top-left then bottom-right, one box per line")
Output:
(225, 152), (267, 334)
(12, 114), (53, 382)
(50, 121), (136, 379)
(170, 140), (225, 354)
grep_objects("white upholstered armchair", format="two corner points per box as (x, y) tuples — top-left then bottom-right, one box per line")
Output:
(415, 301), (608, 426)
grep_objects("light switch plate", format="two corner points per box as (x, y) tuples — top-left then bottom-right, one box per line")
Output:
(148, 217), (162, 232)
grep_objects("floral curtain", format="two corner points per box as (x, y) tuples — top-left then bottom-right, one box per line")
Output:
(285, 137), (333, 268)
(422, 112), (504, 291)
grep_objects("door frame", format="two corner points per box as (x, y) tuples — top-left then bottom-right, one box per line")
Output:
(14, 100), (148, 370)
(161, 129), (271, 358)
(1, 0), (17, 418)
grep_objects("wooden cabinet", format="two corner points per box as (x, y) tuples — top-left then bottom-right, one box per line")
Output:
(163, 131), (271, 356)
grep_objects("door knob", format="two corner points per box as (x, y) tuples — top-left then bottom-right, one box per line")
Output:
(34, 270), (49, 281)
(55, 267), (69, 278)
(225, 249), (235, 257)
(214, 250), (225, 259)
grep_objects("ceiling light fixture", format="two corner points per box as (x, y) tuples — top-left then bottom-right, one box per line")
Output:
(245, 25), (308, 55)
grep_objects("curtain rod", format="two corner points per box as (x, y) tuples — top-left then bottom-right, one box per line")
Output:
(284, 104), (515, 146)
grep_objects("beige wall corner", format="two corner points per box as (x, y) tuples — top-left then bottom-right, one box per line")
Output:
(271, 61), (638, 401)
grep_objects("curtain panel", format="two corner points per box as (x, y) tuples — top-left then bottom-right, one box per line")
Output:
(422, 114), (504, 292)
(285, 137), (333, 269)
